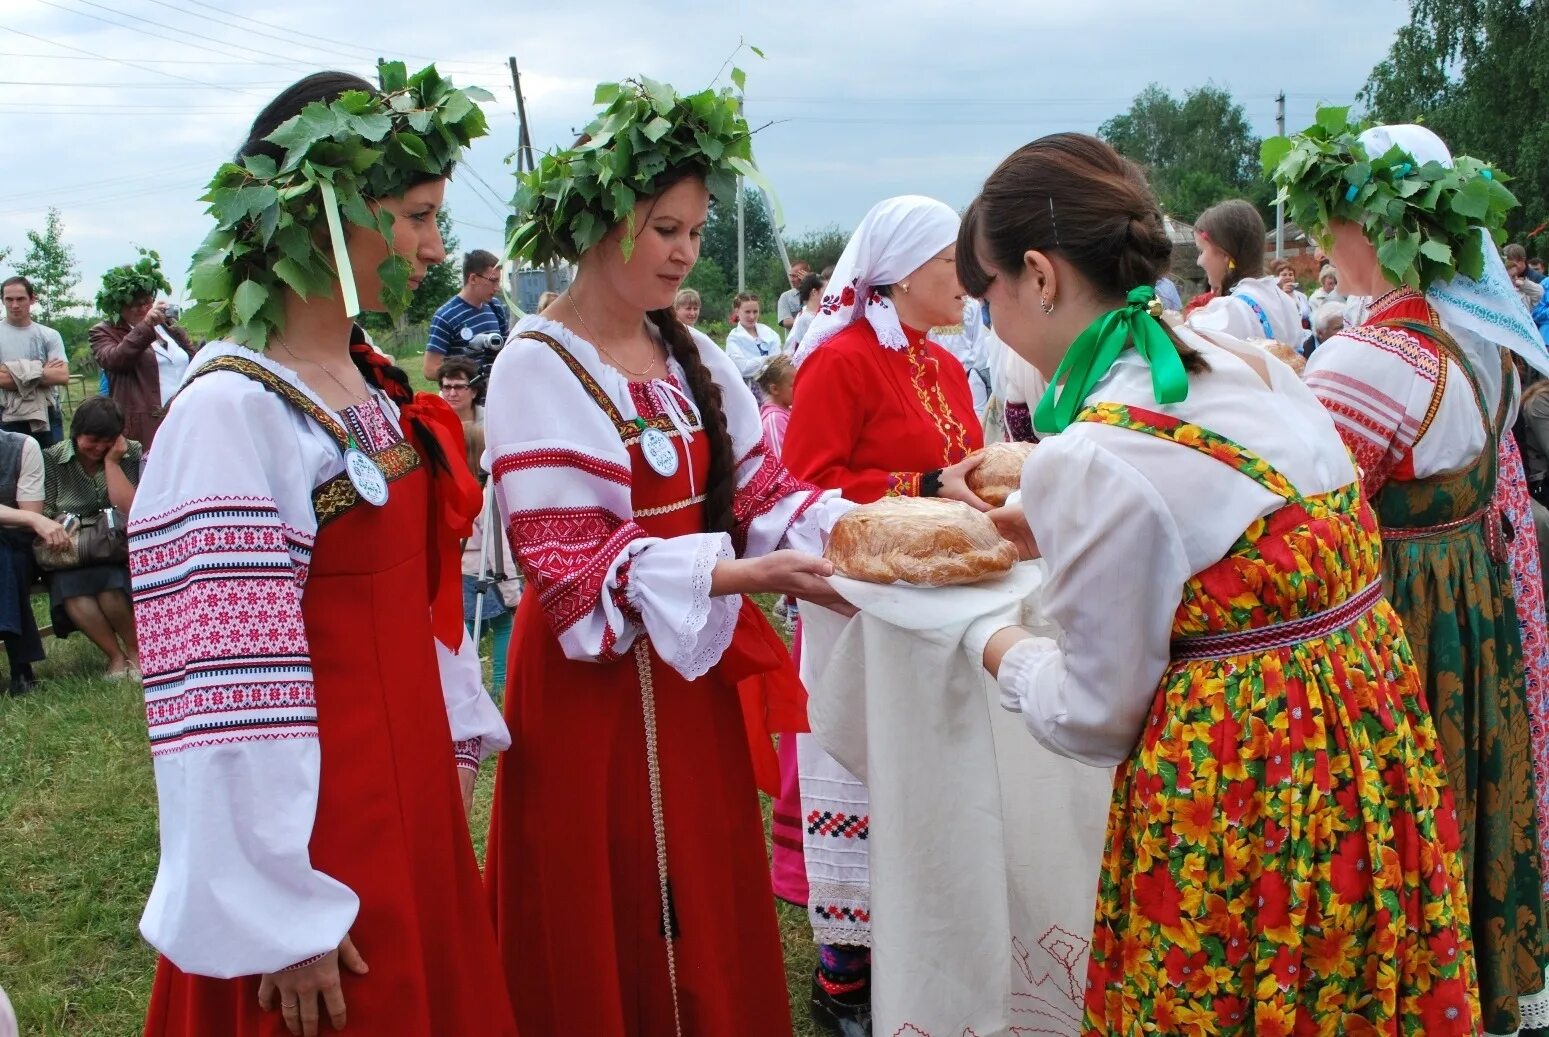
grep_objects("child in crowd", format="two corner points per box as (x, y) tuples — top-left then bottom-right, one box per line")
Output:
(757, 354), (796, 458)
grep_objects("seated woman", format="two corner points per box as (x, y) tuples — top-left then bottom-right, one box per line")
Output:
(0, 427), (68, 695)
(42, 396), (140, 678)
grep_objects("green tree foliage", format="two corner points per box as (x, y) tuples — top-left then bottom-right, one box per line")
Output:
(1100, 84), (1274, 221)
(15, 208), (84, 324)
(1362, 0), (1549, 252)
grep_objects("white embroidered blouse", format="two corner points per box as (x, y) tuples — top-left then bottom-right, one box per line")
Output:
(486, 316), (845, 678)
(127, 343), (510, 978)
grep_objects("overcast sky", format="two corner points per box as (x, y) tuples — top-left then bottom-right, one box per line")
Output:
(0, 0), (1410, 303)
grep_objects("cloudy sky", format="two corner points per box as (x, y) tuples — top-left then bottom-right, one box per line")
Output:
(0, 0), (1410, 302)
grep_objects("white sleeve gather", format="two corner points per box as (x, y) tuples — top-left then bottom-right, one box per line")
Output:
(128, 364), (356, 977)
(438, 626), (512, 770)
(1000, 435), (1189, 767)
(487, 322), (739, 678)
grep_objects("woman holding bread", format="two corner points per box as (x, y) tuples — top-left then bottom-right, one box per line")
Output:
(966, 134), (1478, 1033)
(780, 194), (988, 1032)
(482, 76), (852, 1037)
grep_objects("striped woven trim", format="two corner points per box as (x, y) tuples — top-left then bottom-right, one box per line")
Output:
(1381, 506), (1486, 542)
(1171, 579), (1383, 661)
(634, 493), (706, 519)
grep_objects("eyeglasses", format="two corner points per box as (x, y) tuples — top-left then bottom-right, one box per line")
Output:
(473, 273), (501, 286)
(440, 382), (472, 392)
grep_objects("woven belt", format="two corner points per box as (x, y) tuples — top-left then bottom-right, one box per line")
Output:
(1171, 579), (1384, 661)
(1380, 506), (1486, 542)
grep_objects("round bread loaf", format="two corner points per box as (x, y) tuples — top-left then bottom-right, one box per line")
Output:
(825, 497), (1018, 586)
(965, 441), (1035, 507)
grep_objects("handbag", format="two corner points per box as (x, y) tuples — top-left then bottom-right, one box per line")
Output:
(34, 508), (129, 571)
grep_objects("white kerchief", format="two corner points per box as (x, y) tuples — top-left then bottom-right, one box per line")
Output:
(795, 195), (959, 364)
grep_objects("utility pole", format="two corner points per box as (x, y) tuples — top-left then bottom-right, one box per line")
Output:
(735, 95), (746, 292)
(509, 55), (554, 292)
(1274, 92), (1286, 259)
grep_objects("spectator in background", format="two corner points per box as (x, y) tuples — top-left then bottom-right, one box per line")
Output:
(1188, 199), (1304, 345)
(725, 291), (783, 383)
(1312, 301), (1347, 352)
(0, 427), (68, 695)
(456, 416), (518, 703)
(776, 259), (811, 331)
(1506, 244), (1533, 283)
(424, 249), (510, 383)
(674, 287), (702, 326)
(1530, 258), (1546, 283)
(1309, 265), (1345, 308)
(89, 259), (197, 450)
(756, 353), (796, 458)
(0, 276), (69, 447)
(786, 272), (826, 352)
(41, 396), (140, 679)
(1270, 257), (1316, 350)
(536, 290), (558, 313)
(438, 356), (481, 424)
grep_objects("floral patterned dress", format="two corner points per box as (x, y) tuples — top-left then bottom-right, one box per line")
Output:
(1077, 403), (1479, 1037)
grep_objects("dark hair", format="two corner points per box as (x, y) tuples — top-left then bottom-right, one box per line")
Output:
(1195, 199), (1267, 292)
(648, 309), (736, 535)
(463, 250), (500, 282)
(798, 272), (825, 305)
(1, 276), (35, 299)
(72, 395), (125, 440)
(958, 132), (1204, 373)
(344, 329), (449, 474)
(733, 292), (760, 309)
(238, 71), (449, 195)
(438, 356), (479, 385)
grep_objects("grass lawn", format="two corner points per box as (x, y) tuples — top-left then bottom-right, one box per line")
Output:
(0, 610), (823, 1034)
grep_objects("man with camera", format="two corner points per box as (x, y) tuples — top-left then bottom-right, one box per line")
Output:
(424, 250), (510, 393)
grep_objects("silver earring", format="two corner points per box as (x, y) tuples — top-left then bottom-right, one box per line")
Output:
(1040, 295), (1054, 316)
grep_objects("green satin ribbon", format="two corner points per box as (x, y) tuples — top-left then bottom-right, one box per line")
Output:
(1033, 284), (1189, 435)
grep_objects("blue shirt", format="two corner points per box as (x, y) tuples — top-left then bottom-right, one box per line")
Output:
(427, 295), (510, 357)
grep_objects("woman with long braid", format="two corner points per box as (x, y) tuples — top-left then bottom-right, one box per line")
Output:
(482, 77), (851, 1036)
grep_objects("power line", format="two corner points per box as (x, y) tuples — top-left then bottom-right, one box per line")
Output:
(0, 79), (293, 88)
(0, 48), (317, 68)
(0, 25), (241, 91)
(1, 165), (196, 204)
(0, 179), (208, 218)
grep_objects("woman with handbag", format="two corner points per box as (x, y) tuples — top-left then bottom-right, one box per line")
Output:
(40, 395), (140, 678)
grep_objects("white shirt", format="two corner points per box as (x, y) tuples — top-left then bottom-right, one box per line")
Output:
(153, 331), (192, 406)
(995, 328), (1356, 766)
(1187, 275), (1305, 345)
(724, 322), (783, 380)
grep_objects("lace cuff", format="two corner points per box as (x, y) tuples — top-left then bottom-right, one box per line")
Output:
(626, 532), (739, 680)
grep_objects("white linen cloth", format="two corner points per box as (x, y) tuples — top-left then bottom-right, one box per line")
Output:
(802, 565), (1111, 1037)
(795, 195), (959, 363)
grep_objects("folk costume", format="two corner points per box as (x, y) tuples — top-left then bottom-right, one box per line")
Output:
(992, 287), (1480, 1035)
(1187, 271), (1305, 347)
(1275, 115), (1549, 1034)
(780, 195), (981, 1016)
(486, 76), (845, 1037)
(133, 64), (517, 1037)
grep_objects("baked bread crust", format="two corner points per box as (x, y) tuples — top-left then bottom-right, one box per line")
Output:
(826, 497), (1018, 586)
(966, 441), (1035, 507)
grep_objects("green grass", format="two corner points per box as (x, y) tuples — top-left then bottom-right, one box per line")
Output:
(1, 608), (824, 1035)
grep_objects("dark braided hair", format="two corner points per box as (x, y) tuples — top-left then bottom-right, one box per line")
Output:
(645, 308), (736, 536)
(347, 329), (450, 474)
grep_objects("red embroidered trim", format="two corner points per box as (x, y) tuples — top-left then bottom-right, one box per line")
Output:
(885, 471), (922, 497)
(1170, 579), (1384, 661)
(508, 506), (644, 635)
(806, 809), (869, 840)
(491, 446), (631, 487)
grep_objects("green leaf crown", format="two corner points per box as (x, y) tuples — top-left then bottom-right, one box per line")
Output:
(97, 248), (171, 317)
(181, 61), (492, 348)
(1261, 105), (1517, 290)
(506, 75), (759, 265)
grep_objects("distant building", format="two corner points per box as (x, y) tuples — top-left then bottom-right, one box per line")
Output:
(510, 265), (574, 314)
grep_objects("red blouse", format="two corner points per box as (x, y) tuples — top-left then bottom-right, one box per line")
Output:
(783, 320), (982, 502)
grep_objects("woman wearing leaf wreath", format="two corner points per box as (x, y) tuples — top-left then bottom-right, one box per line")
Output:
(88, 250), (196, 450)
(483, 74), (851, 1037)
(131, 64), (517, 1037)
(1269, 112), (1549, 1035)
(966, 132), (1479, 1035)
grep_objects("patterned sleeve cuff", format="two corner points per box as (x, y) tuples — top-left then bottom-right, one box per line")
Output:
(280, 950), (330, 972)
(453, 737), (482, 772)
(885, 471), (922, 497)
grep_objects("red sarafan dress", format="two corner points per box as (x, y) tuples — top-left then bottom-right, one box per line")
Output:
(775, 318), (983, 946)
(130, 344), (517, 1036)
(484, 318), (838, 1036)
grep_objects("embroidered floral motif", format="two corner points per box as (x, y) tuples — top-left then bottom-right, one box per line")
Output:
(885, 471), (922, 497)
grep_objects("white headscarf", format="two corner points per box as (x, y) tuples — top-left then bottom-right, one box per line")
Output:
(1357, 124), (1549, 411)
(794, 195), (960, 364)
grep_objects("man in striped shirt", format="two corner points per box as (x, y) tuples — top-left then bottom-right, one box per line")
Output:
(423, 249), (510, 387)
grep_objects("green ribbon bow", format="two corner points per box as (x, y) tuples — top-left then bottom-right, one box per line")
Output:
(1032, 285), (1189, 435)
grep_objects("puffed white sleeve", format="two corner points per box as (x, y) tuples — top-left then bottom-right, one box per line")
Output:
(128, 372), (356, 978)
(1187, 295), (1262, 343)
(439, 626), (510, 772)
(996, 436), (1190, 766)
(486, 335), (739, 679)
(693, 329), (850, 557)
